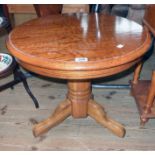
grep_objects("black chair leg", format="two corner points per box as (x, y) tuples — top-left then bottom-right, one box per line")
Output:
(0, 65), (39, 108)
(13, 66), (39, 108)
(22, 76), (39, 108)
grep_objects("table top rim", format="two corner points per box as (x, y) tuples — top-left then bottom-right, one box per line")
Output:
(6, 13), (151, 71)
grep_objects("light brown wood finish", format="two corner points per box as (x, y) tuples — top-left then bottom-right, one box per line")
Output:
(68, 81), (90, 118)
(2, 75), (155, 150)
(33, 88), (125, 137)
(33, 99), (71, 137)
(132, 62), (143, 84)
(33, 80), (125, 137)
(7, 4), (36, 13)
(88, 100), (125, 138)
(141, 72), (155, 123)
(62, 4), (89, 13)
(6, 13), (151, 137)
(131, 5), (155, 126)
(7, 14), (151, 79)
(6, 4), (89, 14)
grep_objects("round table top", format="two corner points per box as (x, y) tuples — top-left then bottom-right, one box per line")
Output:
(6, 13), (151, 79)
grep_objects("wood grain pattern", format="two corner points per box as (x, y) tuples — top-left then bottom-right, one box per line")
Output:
(68, 81), (90, 118)
(32, 80), (125, 137)
(7, 13), (151, 80)
(33, 99), (71, 137)
(88, 100), (125, 138)
(6, 13), (151, 138)
(17, 58), (140, 80)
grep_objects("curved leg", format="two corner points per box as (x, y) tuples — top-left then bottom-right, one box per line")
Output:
(141, 71), (155, 125)
(33, 100), (71, 137)
(52, 100), (70, 116)
(132, 62), (143, 84)
(33, 80), (125, 138)
(22, 78), (39, 108)
(14, 66), (39, 108)
(88, 100), (125, 138)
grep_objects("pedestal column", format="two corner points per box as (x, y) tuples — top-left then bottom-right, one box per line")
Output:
(67, 80), (91, 118)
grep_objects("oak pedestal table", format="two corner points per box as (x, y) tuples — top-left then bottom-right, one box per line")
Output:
(6, 13), (151, 138)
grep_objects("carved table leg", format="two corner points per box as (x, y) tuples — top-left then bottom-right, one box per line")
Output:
(88, 100), (125, 137)
(33, 100), (71, 137)
(68, 80), (91, 118)
(33, 80), (125, 138)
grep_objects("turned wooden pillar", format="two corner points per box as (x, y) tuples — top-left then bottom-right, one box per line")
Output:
(67, 81), (91, 118)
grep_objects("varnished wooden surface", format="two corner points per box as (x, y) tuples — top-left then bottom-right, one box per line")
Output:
(1, 76), (155, 150)
(131, 4), (155, 126)
(131, 81), (155, 119)
(33, 82), (125, 138)
(34, 4), (63, 17)
(6, 13), (151, 138)
(7, 13), (151, 79)
(1, 12), (155, 148)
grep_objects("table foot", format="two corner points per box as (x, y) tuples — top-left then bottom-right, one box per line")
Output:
(88, 100), (125, 138)
(33, 100), (71, 137)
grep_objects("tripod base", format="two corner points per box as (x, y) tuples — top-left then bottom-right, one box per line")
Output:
(33, 81), (125, 138)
